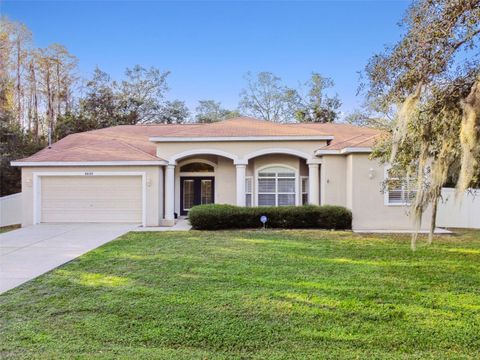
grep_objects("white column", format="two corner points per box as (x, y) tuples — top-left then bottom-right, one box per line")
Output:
(164, 164), (176, 222)
(236, 164), (246, 207)
(308, 163), (320, 205)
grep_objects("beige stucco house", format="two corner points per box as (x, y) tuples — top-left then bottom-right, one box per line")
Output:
(12, 117), (427, 230)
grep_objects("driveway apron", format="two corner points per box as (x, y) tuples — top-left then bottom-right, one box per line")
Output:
(0, 223), (137, 294)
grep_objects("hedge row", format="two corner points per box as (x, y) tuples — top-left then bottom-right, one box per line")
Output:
(188, 204), (352, 230)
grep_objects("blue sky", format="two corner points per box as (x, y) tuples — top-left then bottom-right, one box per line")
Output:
(1, 0), (409, 117)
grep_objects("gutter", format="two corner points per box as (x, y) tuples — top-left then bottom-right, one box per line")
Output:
(315, 147), (372, 156)
(10, 160), (168, 167)
(149, 135), (335, 142)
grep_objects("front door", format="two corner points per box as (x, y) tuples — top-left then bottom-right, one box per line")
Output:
(180, 176), (215, 215)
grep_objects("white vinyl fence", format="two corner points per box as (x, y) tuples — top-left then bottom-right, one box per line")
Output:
(437, 188), (480, 229)
(0, 193), (22, 227)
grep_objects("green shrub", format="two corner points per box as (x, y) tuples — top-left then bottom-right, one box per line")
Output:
(188, 204), (352, 230)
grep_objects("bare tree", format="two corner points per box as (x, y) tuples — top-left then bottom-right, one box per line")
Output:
(118, 65), (170, 123)
(0, 17), (33, 127)
(295, 73), (341, 123)
(36, 44), (78, 136)
(195, 100), (240, 123)
(157, 100), (190, 124)
(0, 18), (78, 141)
(239, 72), (299, 123)
(26, 50), (40, 138)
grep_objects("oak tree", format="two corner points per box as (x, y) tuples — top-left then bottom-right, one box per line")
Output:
(364, 0), (480, 248)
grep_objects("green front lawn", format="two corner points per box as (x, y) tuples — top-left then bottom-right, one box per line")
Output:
(1, 230), (480, 359)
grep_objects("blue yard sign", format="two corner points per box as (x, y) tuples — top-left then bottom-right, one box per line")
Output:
(260, 215), (268, 229)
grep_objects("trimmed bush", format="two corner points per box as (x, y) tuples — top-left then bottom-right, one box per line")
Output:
(188, 204), (352, 230)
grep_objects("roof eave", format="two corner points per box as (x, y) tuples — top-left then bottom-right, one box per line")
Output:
(149, 135), (334, 142)
(315, 147), (373, 156)
(11, 160), (168, 167)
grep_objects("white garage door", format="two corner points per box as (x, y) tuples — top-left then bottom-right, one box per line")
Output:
(40, 176), (143, 223)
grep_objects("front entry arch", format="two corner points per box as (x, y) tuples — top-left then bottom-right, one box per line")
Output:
(242, 148), (318, 164)
(169, 149), (239, 164)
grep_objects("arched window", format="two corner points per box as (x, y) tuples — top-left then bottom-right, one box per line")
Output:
(257, 166), (296, 206)
(180, 162), (214, 173)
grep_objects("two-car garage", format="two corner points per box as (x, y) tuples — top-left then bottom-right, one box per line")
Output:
(37, 174), (144, 224)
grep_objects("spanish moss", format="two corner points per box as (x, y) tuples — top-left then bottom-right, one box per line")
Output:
(457, 76), (480, 195)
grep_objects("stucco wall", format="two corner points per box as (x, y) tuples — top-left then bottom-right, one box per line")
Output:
(320, 156), (347, 206)
(156, 140), (326, 164)
(216, 157), (236, 205)
(346, 156), (353, 210)
(299, 160), (308, 176)
(252, 154), (300, 172)
(345, 154), (430, 230)
(319, 154), (430, 230)
(160, 139), (322, 213)
(173, 154), (305, 211)
(21, 166), (163, 227)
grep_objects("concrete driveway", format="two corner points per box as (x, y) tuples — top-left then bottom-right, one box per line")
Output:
(0, 223), (137, 294)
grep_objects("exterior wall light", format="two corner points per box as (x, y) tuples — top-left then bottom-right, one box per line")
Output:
(146, 177), (152, 187)
(26, 178), (32, 187)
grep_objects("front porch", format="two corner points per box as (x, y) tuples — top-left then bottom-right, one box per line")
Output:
(161, 150), (322, 226)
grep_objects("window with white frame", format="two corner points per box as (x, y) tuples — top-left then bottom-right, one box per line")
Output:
(245, 176), (253, 207)
(301, 176), (309, 205)
(258, 166), (296, 206)
(385, 168), (416, 205)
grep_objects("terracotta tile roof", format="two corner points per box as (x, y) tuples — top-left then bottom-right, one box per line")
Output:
(14, 117), (383, 163)
(148, 117), (333, 137)
(286, 121), (383, 152)
(319, 133), (380, 150)
(16, 128), (162, 162)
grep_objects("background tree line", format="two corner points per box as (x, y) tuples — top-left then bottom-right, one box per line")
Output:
(1, 16), (343, 135)
(0, 16), (342, 196)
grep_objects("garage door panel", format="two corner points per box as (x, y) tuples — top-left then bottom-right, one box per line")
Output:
(46, 186), (140, 198)
(41, 209), (141, 223)
(46, 188), (141, 197)
(41, 176), (142, 223)
(43, 199), (141, 210)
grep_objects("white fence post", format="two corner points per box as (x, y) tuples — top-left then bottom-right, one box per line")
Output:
(437, 188), (480, 229)
(0, 193), (22, 227)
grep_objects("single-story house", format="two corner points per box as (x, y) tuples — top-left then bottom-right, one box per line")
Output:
(12, 117), (428, 230)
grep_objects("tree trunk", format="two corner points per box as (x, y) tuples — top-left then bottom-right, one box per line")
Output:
(65, 88), (70, 113)
(30, 61), (39, 140)
(56, 61), (61, 117)
(16, 38), (22, 126)
(46, 67), (54, 138)
(27, 93), (32, 132)
(51, 89), (56, 137)
(428, 196), (439, 245)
